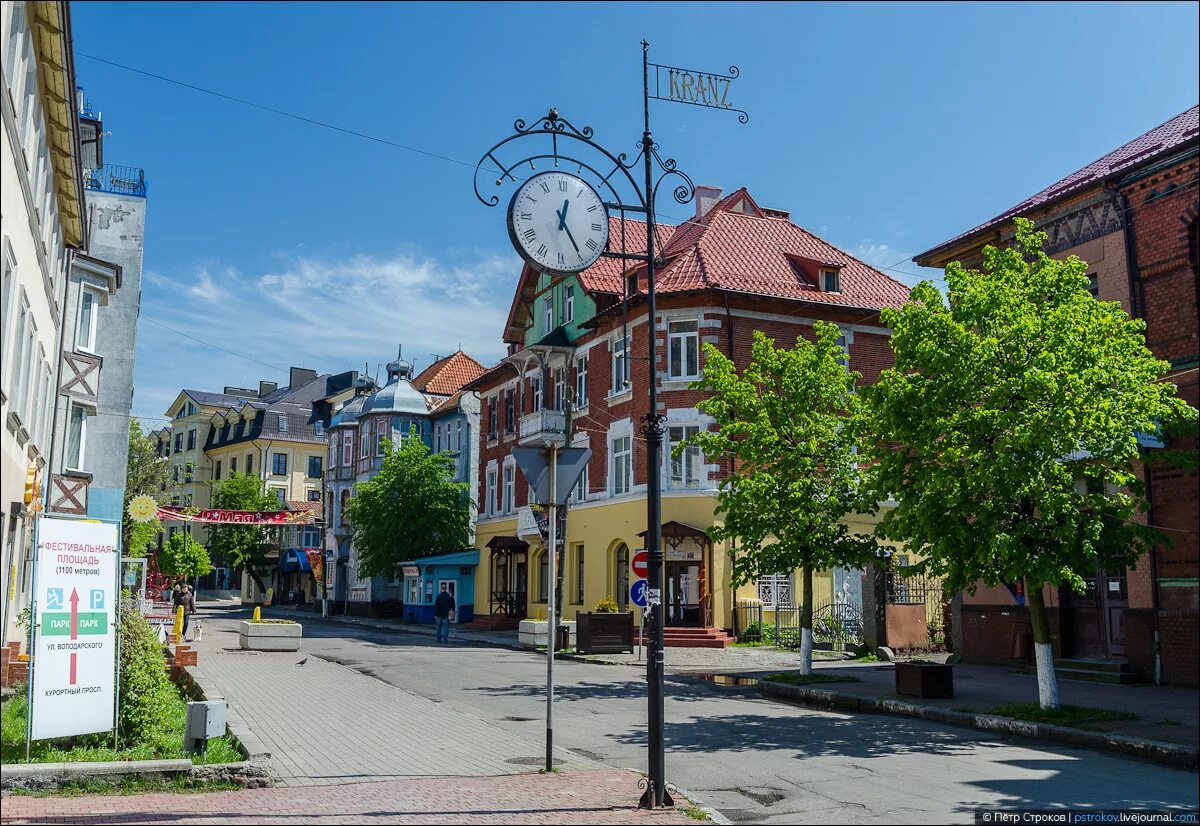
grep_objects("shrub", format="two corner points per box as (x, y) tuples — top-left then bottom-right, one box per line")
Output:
(117, 604), (177, 745)
(594, 596), (620, 613)
(738, 621), (775, 643)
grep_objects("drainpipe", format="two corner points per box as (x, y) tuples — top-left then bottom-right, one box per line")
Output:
(1104, 180), (1161, 683)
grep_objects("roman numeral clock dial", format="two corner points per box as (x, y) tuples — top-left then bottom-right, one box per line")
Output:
(507, 172), (610, 273)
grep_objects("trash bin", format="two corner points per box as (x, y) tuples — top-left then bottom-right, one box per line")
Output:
(557, 625), (571, 650)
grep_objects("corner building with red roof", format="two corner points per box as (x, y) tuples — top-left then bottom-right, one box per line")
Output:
(465, 186), (912, 642)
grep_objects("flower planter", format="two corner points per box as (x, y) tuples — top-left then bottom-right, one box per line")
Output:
(576, 612), (634, 654)
(895, 661), (953, 698)
(238, 620), (302, 652)
(518, 620), (575, 650)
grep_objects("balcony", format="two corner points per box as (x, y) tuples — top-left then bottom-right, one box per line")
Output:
(83, 164), (147, 197)
(519, 410), (566, 447)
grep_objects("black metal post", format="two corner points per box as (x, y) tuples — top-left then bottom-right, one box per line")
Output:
(638, 39), (672, 811)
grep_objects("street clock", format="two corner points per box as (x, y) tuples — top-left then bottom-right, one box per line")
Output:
(507, 171), (610, 273)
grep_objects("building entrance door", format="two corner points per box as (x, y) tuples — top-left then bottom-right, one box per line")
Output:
(1069, 564), (1127, 657)
(665, 561), (701, 627)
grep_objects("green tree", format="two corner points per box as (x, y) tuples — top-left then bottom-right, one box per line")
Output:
(207, 472), (279, 598)
(122, 420), (169, 554)
(347, 437), (471, 579)
(158, 531), (214, 579)
(680, 323), (877, 674)
(861, 219), (1197, 709)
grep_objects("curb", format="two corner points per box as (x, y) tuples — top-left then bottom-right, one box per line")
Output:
(262, 610), (527, 654)
(758, 679), (1199, 770)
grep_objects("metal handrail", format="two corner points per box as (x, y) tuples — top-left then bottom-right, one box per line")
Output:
(83, 164), (147, 197)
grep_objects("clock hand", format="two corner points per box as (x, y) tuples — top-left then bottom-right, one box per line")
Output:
(557, 199), (570, 231)
(562, 221), (581, 255)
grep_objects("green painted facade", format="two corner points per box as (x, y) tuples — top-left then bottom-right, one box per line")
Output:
(523, 272), (598, 346)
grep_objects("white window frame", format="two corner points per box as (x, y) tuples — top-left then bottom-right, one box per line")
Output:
(543, 296), (553, 331)
(272, 452), (288, 476)
(531, 374), (543, 411)
(611, 335), (630, 394)
(667, 319), (700, 380)
(65, 402), (89, 471)
(757, 573), (793, 607)
(502, 460), (515, 514)
(564, 285), (575, 323)
(485, 466), (498, 517)
(270, 486), (287, 507)
(342, 431), (353, 466)
(278, 414), (288, 433)
(552, 366), (565, 412)
(669, 424), (702, 488)
(573, 460), (590, 503)
(610, 434), (632, 496)
(821, 269), (840, 293)
(574, 353), (588, 407)
(74, 286), (100, 354)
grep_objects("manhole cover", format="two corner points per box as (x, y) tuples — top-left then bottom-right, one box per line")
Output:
(506, 757), (564, 766)
(500, 716), (536, 722)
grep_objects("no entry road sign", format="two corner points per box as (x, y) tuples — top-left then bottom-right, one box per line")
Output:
(631, 550), (648, 579)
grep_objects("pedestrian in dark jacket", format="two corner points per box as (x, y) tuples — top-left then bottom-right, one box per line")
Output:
(180, 585), (196, 640)
(433, 584), (455, 644)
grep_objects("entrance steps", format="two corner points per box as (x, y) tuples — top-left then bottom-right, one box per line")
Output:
(1054, 657), (1137, 684)
(636, 627), (735, 649)
(464, 615), (521, 632)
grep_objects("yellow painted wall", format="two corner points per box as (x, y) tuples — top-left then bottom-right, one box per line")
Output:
(473, 494), (899, 632)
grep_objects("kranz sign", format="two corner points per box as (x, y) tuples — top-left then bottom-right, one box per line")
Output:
(30, 516), (119, 740)
(649, 61), (748, 123)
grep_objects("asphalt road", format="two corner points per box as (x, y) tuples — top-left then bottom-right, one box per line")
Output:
(219, 609), (1199, 824)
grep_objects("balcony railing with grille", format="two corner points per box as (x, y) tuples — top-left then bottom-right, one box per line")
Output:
(519, 409), (566, 447)
(83, 164), (147, 197)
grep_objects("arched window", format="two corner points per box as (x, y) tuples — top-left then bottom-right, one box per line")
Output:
(538, 551), (549, 602)
(613, 543), (630, 611)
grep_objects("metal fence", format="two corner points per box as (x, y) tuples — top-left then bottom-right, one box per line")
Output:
(83, 164), (147, 197)
(734, 599), (864, 652)
(885, 569), (951, 650)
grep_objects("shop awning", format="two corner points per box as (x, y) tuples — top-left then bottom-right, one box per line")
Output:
(279, 548), (313, 573)
(410, 549), (480, 569)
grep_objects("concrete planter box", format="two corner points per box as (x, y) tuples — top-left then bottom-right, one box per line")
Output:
(238, 620), (302, 651)
(518, 619), (576, 650)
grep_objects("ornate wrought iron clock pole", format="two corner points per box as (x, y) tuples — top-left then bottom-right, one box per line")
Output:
(472, 41), (744, 810)
(639, 38), (671, 811)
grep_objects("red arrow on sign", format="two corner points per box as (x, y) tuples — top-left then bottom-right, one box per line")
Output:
(69, 652), (77, 686)
(69, 588), (80, 640)
(631, 551), (649, 579)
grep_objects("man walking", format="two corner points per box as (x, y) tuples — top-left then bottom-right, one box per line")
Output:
(433, 584), (455, 644)
(180, 584), (197, 641)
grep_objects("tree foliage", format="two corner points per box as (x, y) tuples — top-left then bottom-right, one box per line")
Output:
(861, 219), (1197, 706)
(158, 531), (214, 579)
(681, 323), (877, 672)
(122, 420), (169, 554)
(347, 437), (471, 579)
(206, 472), (279, 595)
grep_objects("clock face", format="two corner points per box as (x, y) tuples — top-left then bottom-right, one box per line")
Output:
(507, 172), (610, 273)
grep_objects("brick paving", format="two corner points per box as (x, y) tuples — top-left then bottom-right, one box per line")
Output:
(0, 771), (696, 824)
(188, 613), (591, 785)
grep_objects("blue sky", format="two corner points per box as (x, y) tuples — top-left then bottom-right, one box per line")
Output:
(70, 2), (1200, 423)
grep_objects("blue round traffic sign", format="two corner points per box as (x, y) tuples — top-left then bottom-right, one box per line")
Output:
(630, 579), (648, 608)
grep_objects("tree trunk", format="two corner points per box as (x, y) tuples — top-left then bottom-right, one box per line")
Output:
(799, 564), (814, 675)
(1026, 581), (1061, 710)
(247, 566), (268, 605)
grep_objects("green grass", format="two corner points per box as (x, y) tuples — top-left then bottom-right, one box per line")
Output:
(681, 804), (711, 821)
(989, 703), (1139, 728)
(1, 689), (241, 766)
(729, 640), (769, 648)
(10, 775), (243, 797)
(764, 672), (859, 686)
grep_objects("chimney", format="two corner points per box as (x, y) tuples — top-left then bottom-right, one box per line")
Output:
(694, 185), (723, 220)
(289, 367), (318, 389)
(258, 380), (278, 397)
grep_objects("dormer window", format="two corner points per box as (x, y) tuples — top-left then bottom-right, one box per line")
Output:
(278, 415), (288, 432)
(820, 269), (841, 293)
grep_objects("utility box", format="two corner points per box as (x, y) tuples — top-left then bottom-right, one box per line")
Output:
(185, 699), (227, 753)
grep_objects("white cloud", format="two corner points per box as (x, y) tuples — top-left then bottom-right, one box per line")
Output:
(848, 240), (944, 288)
(134, 249), (517, 417)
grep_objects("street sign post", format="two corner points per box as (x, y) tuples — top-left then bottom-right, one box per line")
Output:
(630, 578), (649, 608)
(28, 516), (119, 742)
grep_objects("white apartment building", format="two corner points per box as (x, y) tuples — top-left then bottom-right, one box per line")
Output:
(1, 1), (88, 647)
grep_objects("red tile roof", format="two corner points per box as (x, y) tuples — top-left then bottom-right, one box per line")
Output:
(412, 351), (487, 397)
(918, 105), (1199, 262)
(642, 187), (911, 310)
(577, 214), (677, 294)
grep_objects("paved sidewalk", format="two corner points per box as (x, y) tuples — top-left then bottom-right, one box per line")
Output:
(741, 661), (1200, 748)
(188, 608), (591, 785)
(0, 771), (697, 824)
